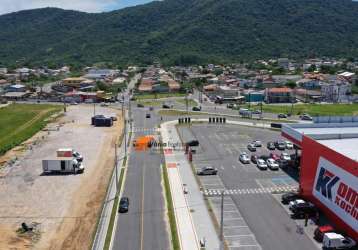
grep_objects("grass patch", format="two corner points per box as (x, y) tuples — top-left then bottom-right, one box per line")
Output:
(237, 103), (358, 116)
(158, 109), (205, 116)
(175, 99), (197, 107)
(134, 93), (186, 100)
(137, 100), (165, 107)
(103, 157), (126, 250)
(162, 163), (180, 250)
(0, 103), (62, 155)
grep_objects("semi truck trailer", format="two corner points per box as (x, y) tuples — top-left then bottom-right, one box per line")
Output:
(42, 158), (84, 174)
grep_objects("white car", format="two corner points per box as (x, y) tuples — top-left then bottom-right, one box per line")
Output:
(281, 152), (291, 161)
(323, 233), (356, 250)
(289, 199), (306, 210)
(267, 158), (279, 170)
(239, 153), (250, 164)
(256, 159), (268, 170)
(253, 140), (262, 147)
(285, 141), (294, 149)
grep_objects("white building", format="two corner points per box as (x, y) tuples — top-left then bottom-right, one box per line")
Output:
(321, 81), (351, 103)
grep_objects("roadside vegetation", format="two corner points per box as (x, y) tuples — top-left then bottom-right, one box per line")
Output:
(237, 103), (358, 116)
(134, 93), (186, 100)
(0, 103), (62, 155)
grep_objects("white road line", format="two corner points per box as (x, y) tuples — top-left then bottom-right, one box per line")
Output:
(224, 225), (248, 228)
(224, 234), (254, 238)
(232, 165), (236, 169)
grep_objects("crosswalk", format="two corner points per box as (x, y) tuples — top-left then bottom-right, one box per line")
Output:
(203, 185), (299, 196)
(131, 127), (159, 133)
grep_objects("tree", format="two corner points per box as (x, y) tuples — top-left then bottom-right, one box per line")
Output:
(307, 65), (317, 72)
(285, 80), (296, 89)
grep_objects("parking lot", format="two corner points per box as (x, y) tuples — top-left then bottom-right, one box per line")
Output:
(178, 124), (318, 250)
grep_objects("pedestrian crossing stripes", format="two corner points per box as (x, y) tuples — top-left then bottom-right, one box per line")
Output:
(131, 127), (159, 133)
(203, 185), (299, 196)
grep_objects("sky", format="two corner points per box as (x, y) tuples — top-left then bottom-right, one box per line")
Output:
(0, 0), (155, 15)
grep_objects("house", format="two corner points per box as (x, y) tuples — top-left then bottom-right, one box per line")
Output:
(84, 69), (118, 80)
(338, 72), (356, 84)
(294, 88), (322, 103)
(62, 77), (93, 88)
(265, 87), (293, 103)
(168, 80), (180, 92)
(278, 58), (290, 70)
(203, 84), (218, 92)
(0, 68), (7, 74)
(296, 78), (321, 90)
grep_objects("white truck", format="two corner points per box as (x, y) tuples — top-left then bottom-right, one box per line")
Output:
(42, 158), (84, 174)
(323, 233), (356, 249)
(57, 148), (83, 162)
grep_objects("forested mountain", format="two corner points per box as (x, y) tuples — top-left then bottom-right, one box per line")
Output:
(0, 0), (358, 67)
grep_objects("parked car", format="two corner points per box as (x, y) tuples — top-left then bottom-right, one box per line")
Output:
(267, 142), (276, 150)
(252, 110), (262, 114)
(137, 103), (144, 108)
(162, 104), (171, 109)
(100, 102), (109, 107)
(227, 103), (234, 109)
(146, 113), (151, 118)
(275, 141), (286, 150)
(281, 192), (301, 204)
(118, 197), (129, 213)
(314, 225), (335, 242)
(260, 154), (270, 161)
(192, 106), (201, 111)
(289, 199), (306, 210)
(197, 166), (218, 175)
(239, 153), (250, 164)
(186, 140), (199, 147)
(257, 159), (268, 170)
(247, 143), (256, 152)
(278, 113), (288, 119)
(300, 114), (313, 121)
(253, 140), (262, 147)
(267, 158), (279, 170)
(251, 155), (259, 164)
(285, 140), (294, 149)
(269, 153), (280, 161)
(281, 152), (291, 161)
(323, 233), (356, 249)
(291, 205), (318, 219)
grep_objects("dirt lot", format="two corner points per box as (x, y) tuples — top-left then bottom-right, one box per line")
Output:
(0, 104), (123, 250)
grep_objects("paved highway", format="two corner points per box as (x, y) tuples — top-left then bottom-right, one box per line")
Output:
(112, 97), (169, 249)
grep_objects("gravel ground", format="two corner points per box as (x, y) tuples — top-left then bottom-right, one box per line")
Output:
(0, 104), (123, 250)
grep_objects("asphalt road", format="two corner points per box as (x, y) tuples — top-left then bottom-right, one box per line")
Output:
(112, 100), (169, 250)
(178, 124), (318, 250)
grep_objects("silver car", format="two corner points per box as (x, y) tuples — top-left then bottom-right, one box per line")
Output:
(239, 153), (250, 164)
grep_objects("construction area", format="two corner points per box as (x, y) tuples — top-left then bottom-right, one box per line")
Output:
(0, 104), (123, 250)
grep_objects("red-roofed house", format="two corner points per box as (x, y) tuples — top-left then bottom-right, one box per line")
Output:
(265, 87), (293, 103)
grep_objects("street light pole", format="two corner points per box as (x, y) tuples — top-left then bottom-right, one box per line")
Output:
(114, 143), (118, 195)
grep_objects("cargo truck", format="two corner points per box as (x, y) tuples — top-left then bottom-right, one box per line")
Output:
(57, 148), (83, 162)
(42, 158), (84, 174)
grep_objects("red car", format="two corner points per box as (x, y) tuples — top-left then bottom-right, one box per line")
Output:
(314, 225), (334, 242)
(270, 153), (280, 161)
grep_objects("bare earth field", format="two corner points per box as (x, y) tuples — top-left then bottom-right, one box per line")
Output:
(0, 105), (123, 250)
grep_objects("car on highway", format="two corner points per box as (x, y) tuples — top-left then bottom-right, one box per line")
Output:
(137, 103), (144, 108)
(257, 159), (268, 170)
(281, 152), (291, 161)
(300, 114), (313, 121)
(192, 106), (202, 111)
(314, 225), (335, 242)
(252, 110), (262, 114)
(281, 192), (301, 204)
(247, 143), (256, 152)
(186, 140), (199, 147)
(266, 158), (279, 170)
(118, 197), (129, 213)
(146, 113), (151, 118)
(285, 140), (294, 149)
(239, 152), (250, 164)
(267, 142), (276, 150)
(278, 113), (288, 119)
(253, 140), (262, 147)
(269, 153), (280, 161)
(275, 141), (286, 150)
(251, 155), (259, 164)
(197, 166), (218, 175)
(149, 107), (154, 111)
(162, 104), (171, 109)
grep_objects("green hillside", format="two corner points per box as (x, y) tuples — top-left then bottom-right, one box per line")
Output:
(0, 0), (358, 67)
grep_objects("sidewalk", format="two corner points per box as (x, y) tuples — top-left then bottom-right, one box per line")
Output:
(161, 121), (220, 250)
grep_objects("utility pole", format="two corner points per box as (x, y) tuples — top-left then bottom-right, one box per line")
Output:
(220, 190), (225, 250)
(124, 118), (127, 155)
(114, 143), (118, 195)
(186, 89), (189, 115)
(93, 102), (96, 116)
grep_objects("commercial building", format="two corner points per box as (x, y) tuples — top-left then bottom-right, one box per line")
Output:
(265, 87), (293, 103)
(282, 120), (358, 241)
